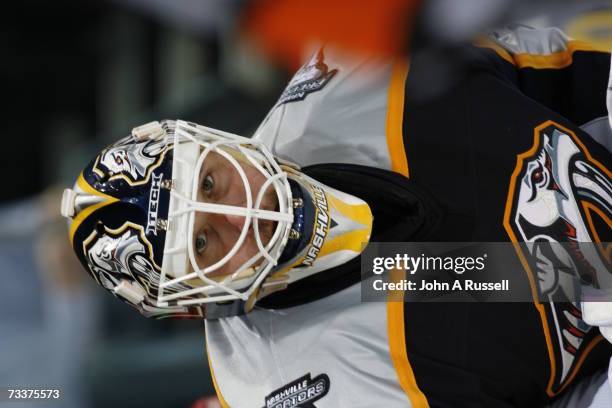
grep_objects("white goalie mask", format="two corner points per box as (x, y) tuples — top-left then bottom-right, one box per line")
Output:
(159, 120), (296, 314)
(63, 119), (372, 319)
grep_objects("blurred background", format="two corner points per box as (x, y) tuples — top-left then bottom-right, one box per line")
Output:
(1, 0), (611, 407)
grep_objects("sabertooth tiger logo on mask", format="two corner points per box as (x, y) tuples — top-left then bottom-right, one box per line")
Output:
(93, 133), (169, 185)
(505, 120), (612, 394)
(277, 49), (338, 106)
(84, 225), (153, 292)
(82, 222), (194, 318)
(263, 373), (330, 408)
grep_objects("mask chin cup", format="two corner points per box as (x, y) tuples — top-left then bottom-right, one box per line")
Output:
(261, 171), (373, 297)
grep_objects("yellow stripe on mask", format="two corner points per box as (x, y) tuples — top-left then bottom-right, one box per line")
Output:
(69, 172), (118, 244)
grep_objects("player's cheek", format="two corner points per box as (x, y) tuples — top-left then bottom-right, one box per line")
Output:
(234, 162), (265, 203)
(203, 227), (233, 277)
(217, 220), (247, 256)
(250, 169), (271, 202)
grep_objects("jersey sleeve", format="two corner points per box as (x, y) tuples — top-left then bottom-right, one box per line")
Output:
(474, 25), (611, 131)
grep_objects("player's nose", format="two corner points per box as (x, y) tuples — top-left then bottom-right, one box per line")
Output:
(224, 214), (247, 231)
(222, 213), (274, 237)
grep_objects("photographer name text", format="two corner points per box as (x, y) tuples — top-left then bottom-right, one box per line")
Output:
(373, 279), (509, 292)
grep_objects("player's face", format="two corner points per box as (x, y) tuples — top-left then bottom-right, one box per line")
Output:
(192, 150), (279, 277)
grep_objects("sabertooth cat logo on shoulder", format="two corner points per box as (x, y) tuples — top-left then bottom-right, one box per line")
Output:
(277, 49), (338, 106)
(504, 120), (611, 394)
(263, 373), (330, 408)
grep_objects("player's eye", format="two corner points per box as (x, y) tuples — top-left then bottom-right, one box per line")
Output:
(195, 232), (207, 254)
(202, 174), (215, 194)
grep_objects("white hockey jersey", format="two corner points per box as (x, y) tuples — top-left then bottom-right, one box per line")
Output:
(205, 28), (612, 408)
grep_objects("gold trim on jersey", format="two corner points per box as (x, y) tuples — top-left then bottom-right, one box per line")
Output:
(385, 58), (430, 408)
(475, 37), (608, 69)
(206, 343), (230, 408)
(386, 59), (410, 177)
(388, 269), (430, 408)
